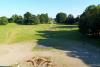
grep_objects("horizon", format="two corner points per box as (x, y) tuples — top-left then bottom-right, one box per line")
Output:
(0, 0), (99, 18)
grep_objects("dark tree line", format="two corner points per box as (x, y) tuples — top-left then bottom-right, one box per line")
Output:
(55, 12), (76, 24)
(79, 5), (100, 37)
(0, 11), (78, 25)
(0, 12), (49, 25)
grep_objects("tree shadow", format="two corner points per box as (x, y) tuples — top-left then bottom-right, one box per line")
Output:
(36, 25), (100, 67)
(54, 25), (78, 28)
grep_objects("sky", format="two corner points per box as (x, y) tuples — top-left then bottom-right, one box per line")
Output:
(0, 0), (100, 18)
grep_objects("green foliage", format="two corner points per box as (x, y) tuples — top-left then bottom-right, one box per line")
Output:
(55, 12), (67, 23)
(31, 15), (40, 24)
(0, 12), (50, 25)
(23, 12), (41, 25)
(79, 4), (100, 37)
(9, 14), (23, 24)
(8, 18), (14, 23)
(0, 16), (8, 25)
(16, 16), (23, 24)
(39, 13), (49, 23)
(12, 14), (19, 23)
(75, 16), (80, 23)
(24, 12), (33, 25)
(67, 14), (75, 24)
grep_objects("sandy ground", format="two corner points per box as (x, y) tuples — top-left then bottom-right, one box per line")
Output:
(0, 41), (99, 67)
(0, 42), (35, 66)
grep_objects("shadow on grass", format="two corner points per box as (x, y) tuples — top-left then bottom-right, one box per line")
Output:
(36, 25), (100, 67)
(37, 30), (82, 41)
(54, 25), (78, 28)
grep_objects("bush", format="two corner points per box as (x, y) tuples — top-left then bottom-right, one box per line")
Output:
(0, 16), (8, 25)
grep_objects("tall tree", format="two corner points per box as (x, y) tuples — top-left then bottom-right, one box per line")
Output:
(75, 15), (80, 23)
(79, 5), (100, 37)
(55, 12), (67, 23)
(39, 13), (49, 23)
(12, 14), (19, 23)
(67, 14), (75, 24)
(16, 15), (23, 24)
(31, 15), (40, 24)
(24, 12), (33, 25)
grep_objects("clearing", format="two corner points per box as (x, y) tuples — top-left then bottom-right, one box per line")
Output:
(0, 23), (100, 67)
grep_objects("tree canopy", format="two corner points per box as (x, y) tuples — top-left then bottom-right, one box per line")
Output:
(8, 12), (49, 25)
(67, 14), (75, 24)
(24, 12), (33, 25)
(39, 13), (49, 24)
(55, 12), (67, 23)
(79, 5), (100, 37)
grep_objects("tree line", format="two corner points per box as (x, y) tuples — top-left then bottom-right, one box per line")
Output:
(0, 12), (49, 25)
(55, 13), (77, 24)
(0, 12), (77, 25)
(0, 4), (100, 37)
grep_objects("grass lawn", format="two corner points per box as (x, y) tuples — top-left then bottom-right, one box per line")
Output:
(0, 23), (99, 67)
(0, 23), (53, 44)
(0, 23), (99, 47)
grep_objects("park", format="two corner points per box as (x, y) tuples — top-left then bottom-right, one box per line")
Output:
(0, 0), (100, 67)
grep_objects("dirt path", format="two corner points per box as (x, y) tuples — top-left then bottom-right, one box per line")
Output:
(0, 42), (36, 66)
(62, 40), (100, 67)
(0, 41), (99, 67)
(0, 41), (87, 67)
(36, 40), (100, 67)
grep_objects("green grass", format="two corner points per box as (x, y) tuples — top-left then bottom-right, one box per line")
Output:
(0, 23), (99, 47)
(0, 23), (53, 44)
(36, 24), (100, 48)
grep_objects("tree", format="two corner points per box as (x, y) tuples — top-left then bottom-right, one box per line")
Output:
(79, 5), (100, 37)
(10, 15), (23, 24)
(39, 13), (49, 23)
(44, 13), (49, 23)
(8, 18), (14, 23)
(16, 15), (23, 24)
(31, 15), (40, 24)
(55, 12), (67, 23)
(11, 14), (19, 23)
(75, 15), (80, 23)
(67, 14), (75, 24)
(0, 16), (8, 25)
(24, 12), (33, 25)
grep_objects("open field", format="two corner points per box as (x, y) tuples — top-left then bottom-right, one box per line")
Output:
(0, 0), (99, 67)
(0, 23), (53, 44)
(0, 23), (99, 45)
(0, 23), (100, 67)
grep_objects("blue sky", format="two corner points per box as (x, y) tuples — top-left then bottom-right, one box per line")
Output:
(0, 0), (99, 18)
